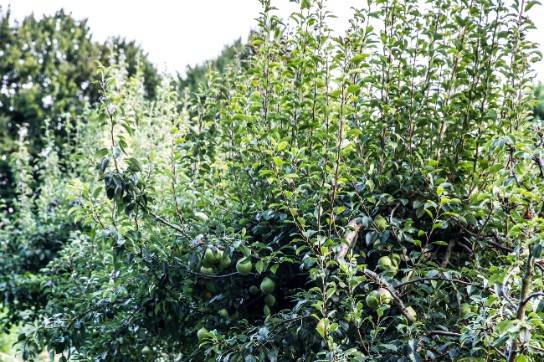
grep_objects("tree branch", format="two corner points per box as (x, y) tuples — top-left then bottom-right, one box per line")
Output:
(336, 218), (363, 263)
(428, 330), (461, 338)
(362, 268), (416, 323)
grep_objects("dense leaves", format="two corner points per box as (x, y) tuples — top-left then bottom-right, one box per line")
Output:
(1, 0), (544, 361)
(0, 8), (159, 202)
(535, 83), (544, 120)
(0, 7), (160, 339)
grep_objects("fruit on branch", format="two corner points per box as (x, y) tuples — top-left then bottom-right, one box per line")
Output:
(236, 257), (253, 276)
(219, 251), (231, 269)
(264, 294), (276, 306)
(204, 247), (221, 266)
(260, 277), (276, 294)
(249, 285), (259, 295)
(200, 266), (215, 276)
(218, 308), (229, 318)
(366, 288), (393, 309)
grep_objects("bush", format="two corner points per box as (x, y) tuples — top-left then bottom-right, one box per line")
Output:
(2, 0), (543, 360)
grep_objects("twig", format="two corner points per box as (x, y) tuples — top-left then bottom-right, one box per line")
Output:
(441, 240), (455, 267)
(428, 330), (461, 338)
(336, 218), (363, 263)
(522, 292), (544, 307)
(138, 200), (187, 236)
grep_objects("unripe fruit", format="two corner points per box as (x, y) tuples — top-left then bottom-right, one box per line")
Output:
(204, 248), (217, 265)
(366, 291), (380, 309)
(219, 253), (231, 269)
(406, 306), (417, 321)
(141, 346), (152, 356)
(218, 308), (229, 318)
(213, 248), (223, 262)
(377, 288), (392, 304)
(197, 327), (210, 341)
(200, 266), (215, 276)
(366, 288), (393, 309)
(249, 285), (259, 295)
(260, 277), (276, 294)
(264, 294), (276, 306)
(236, 257), (253, 276)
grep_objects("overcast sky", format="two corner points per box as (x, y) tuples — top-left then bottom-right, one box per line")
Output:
(1, 0), (543, 81)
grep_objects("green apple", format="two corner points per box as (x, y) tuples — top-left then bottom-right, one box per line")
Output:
(260, 277), (276, 294)
(377, 288), (392, 304)
(219, 252), (231, 269)
(366, 288), (393, 309)
(203, 248), (216, 265)
(200, 266), (215, 276)
(264, 294), (276, 306)
(366, 291), (380, 309)
(236, 257), (253, 276)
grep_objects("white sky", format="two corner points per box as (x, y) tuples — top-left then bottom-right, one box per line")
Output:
(0, 0), (543, 81)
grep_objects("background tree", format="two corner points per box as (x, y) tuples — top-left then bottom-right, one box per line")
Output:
(0, 7), (159, 203)
(0, 7), (159, 337)
(177, 38), (246, 93)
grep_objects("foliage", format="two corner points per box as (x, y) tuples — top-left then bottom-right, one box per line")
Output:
(0, 7), (159, 202)
(0, 120), (78, 330)
(535, 83), (544, 120)
(1, 0), (544, 361)
(0, 11), (160, 330)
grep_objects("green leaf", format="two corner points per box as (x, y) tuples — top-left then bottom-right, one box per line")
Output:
(351, 53), (369, 65)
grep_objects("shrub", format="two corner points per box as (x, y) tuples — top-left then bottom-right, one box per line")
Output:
(4, 0), (544, 360)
